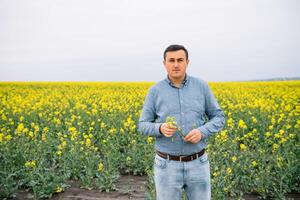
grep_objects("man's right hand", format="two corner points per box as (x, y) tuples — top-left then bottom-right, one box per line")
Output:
(160, 123), (177, 137)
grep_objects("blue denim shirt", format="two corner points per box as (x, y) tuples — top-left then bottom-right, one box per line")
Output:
(138, 75), (225, 156)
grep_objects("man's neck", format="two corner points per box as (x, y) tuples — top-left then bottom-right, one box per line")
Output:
(168, 75), (186, 88)
(172, 80), (183, 88)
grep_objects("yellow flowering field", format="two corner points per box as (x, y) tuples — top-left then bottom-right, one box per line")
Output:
(0, 81), (299, 199)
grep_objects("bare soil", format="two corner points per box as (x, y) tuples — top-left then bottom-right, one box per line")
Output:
(14, 175), (147, 200)
(11, 175), (300, 200)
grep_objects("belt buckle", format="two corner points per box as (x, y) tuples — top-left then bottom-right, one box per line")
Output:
(180, 155), (188, 162)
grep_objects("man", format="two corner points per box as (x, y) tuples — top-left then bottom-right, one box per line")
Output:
(138, 44), (225, 200)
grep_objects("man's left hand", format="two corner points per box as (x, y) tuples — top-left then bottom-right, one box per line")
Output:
(184, 129), (202, 143)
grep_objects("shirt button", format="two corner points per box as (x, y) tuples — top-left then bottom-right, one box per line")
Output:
(182, 125), (185, 128)
(181, 112), (184, 115)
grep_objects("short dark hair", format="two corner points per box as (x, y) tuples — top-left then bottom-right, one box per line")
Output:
(163, 44), (189, 60)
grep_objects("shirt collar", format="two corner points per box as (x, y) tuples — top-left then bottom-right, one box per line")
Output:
(166, 74), (189, 88)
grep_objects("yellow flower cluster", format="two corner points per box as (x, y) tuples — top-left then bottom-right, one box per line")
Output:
(98, 162), (104, 172)
(25, 160), (36, 169)
(0, 81), (298, 198)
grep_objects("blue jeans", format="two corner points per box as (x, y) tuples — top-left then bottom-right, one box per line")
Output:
(154, 153), (211, 200)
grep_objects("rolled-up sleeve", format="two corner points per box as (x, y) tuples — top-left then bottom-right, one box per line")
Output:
(198, 83), (225, 139)
(138, 88), (163, 137)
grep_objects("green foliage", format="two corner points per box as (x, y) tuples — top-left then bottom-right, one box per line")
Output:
(0, 82), (299, 199)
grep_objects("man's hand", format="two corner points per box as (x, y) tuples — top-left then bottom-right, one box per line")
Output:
(184, 129), (202, 143)
(160, 123), (177, 137)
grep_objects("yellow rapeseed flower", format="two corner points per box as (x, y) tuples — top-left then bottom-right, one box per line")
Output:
(98, 162), (104, 172)
(16, 123), (25, 134)
(265, 132), (271, 137)
(238, 120), (247, 129)
(147, 137), (153, 144)
(240, 143), (246, 151)
(131, 139), (136, 145)
(0, 133), (3, 143)
(252, 161), (257, 167)
(226, 167), (232, 175)
(126, 156), (132, 161)
(231, 156), (237, 162)
(166, 116), (177, 127)
(56, 186), (63, 193)
(56, 150), (62, 156)
(25, 160), (36, 169)
(213, 171), (219, 177)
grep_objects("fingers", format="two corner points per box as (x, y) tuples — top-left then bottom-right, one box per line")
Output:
(160, 123), (177, 137)
(184, 129), (202, 143)
(167, 124), (177, 129)
(188, 136), (200, 143)
(185, 134), (197, 142)
(184, 132), (193, 141)
(184, 130), (196, 141)
(160, 124), (202, 143)
(164, 127), (177, 137)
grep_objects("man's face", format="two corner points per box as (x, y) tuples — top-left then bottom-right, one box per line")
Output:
(163, 50), (189, 81)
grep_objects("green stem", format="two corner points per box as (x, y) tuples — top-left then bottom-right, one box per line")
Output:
(177, 127), (186, 139)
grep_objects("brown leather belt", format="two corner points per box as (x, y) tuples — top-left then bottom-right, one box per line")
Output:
(156, 149), (205, 162)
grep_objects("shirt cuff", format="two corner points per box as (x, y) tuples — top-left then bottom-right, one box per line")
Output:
(155, 123), (164, 137)
(197, 126), (210, 139)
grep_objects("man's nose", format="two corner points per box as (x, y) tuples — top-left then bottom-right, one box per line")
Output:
(174, 61), (179, 67)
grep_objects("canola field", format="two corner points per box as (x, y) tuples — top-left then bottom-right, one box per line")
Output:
(0, 81), (299, 199)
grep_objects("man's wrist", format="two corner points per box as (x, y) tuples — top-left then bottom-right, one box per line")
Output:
(155, 123), (164, 137)
(159, 124), (163, 135)
(197, 126), (209, 139)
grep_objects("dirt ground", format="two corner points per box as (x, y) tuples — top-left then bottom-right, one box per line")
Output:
(12, 175), (300, 200)
(14, 175), (147, 200)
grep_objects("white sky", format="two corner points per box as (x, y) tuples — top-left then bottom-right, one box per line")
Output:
(0, 0), (299, 82)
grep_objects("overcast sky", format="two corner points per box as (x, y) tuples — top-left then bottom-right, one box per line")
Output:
(0, 0), (299, 82)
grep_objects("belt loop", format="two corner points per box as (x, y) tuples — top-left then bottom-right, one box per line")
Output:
(167, 154), (170, 160)
(196, 153), (199, 159)
(180, 156), (182, 162)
